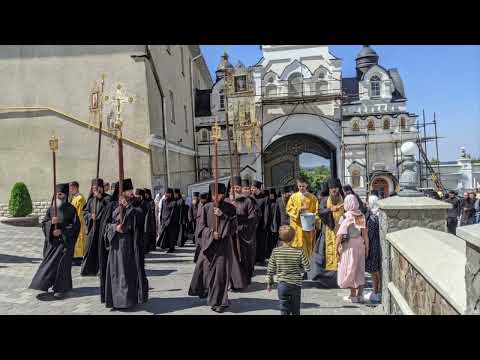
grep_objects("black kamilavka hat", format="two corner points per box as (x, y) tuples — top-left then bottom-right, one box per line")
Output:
(200, 192), (208, 199)
(328, 177), (342, 189)
(241, 179), (250, 187)
(174, 188), (181, 194)
(56, 183), (69, 197)
(253, 180), (262, 188)
(166, 188), (174, 195)
(193, 192), (200, 197)
(232, 176), (242, 186)
(283, 185), (291, 193)
(91, 178), (104, 187)
(209, 183), (226, 195)
(135, 188), (145, 197)
(144, 188), (152, 197)
(122, 178), (134, 191)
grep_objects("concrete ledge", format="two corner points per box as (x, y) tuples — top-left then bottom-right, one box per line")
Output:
(388, 282), (414, 315)
(378, 196), (452, 210)
(387, 227), (466, 314)
(457, 224), (480, 249)
(0, 216), (40, 227)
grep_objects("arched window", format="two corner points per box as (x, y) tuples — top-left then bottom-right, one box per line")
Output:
(368, 119), (375, 131)
(370, 75), (381, 97)
(219, 90), (225, 110)
(352, 121), (360, 132)
(352, 170), (361, 188)
(315, 81), (328, 95)
(383, 118), (390, 130)
(266, 84), (277, 97)
(400, 117), (407, 130)
(288, 73), (303, 97)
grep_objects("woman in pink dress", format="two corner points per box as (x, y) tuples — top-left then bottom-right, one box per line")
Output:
(336, 194), (369, 303)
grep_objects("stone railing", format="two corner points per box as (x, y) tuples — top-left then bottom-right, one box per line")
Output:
(457, 224), (480, 314)
(0, 201), (50, 221)
(386, 227), (466, 315)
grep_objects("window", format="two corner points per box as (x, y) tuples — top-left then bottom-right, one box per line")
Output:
(201, 129), (208, 142)
(288, 73), (303, 96)
(219, 90), (225, 110)
(383, 119), (390, 130)
(166, 45), (171, 55)
(352, 121), (360, 132)
(352, 170), (361, 188)
(318, 72), (325, 79)
(400, 117), (407, 130)
(266, 85), (277, 97)
(367, 119), (375, 131)
(370, 75), (381, 97)
(184, 105), (188, 133)
(180, 46), (185, 76)
(169, 90), (175, 124)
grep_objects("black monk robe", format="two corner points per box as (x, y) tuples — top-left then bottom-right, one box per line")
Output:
(176, 197), (188, 247)
(144, 199), (157, 252)
(98, 199), (118, 303)
(188, 201), (236, 308)
(253, 194), (268, 263)
(30, 202), (80, 293)
(157, 198), (179, 251)
(104, 204), (149, 309)
(188, 202), (200, 244)
(81, 194), (110, 276)
(229, 195), (257, 288)
(265, 198), (279, 259)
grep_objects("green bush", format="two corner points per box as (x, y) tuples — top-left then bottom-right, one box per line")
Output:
(8, 182), (33, 217)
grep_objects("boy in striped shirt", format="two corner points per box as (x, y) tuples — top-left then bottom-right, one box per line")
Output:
(266, 225), (311, 315)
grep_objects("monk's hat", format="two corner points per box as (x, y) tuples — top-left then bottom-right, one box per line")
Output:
(144, 188), (152, 197)
(328, 177), (342, 189)
(56, 183), (69, 197)
(232, 176), (242, 186)
(166, 188), (174, 195)
(121, 178), (134, 191)
(193, 192), (200, 197)
(200, 192), (209, 200)
(209, 183), (226, 196)
(283, 185), (292, 193)
(241, 179), (250, 187)
(174, 188), (181, 194)
(135, 188), (145, 197)
(252, 180), (263, 188)
(91, 178), (104, 187)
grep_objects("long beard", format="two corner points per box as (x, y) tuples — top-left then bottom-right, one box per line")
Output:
(55, 199), (66, 208)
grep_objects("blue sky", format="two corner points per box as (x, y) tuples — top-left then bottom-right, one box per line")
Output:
(200, 45), (480, 162)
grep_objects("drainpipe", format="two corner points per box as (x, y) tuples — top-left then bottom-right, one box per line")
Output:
(134, 45), (171, 188)
(190, 54), (202, 182)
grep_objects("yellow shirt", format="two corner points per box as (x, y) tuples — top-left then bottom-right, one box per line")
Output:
(71, 193), (87, 258)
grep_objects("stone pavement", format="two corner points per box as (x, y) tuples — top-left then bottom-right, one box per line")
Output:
(0, 223), (383, 315)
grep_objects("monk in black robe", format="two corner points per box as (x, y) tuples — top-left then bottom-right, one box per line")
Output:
(193, 192), (209, 263)
(157, 188), (179, 253)
(104, 178), (148, 310)
(274, 185), (293, 228)
(134, 188), (149, 255)
(143, 188), (157, 251)
(30, 183), (80, 299)
(174, 189), (188, 247)
(188, 183), (236, 313)
(98, 182), (119, 303)
(251, 180), (268, 265)
(81, 178), (110, 276)
(265, 189), (279, 259)
(188, 192), (200, 244)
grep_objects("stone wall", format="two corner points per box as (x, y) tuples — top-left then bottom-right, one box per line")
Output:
(390, 248), (459, 315)
(0, 200), (49, 220)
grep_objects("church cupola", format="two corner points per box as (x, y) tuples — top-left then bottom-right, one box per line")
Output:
(215, 51), (234, 82)
(355, 45), (379, 80)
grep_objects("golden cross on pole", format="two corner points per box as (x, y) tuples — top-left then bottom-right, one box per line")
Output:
(104, 83), (135, 133)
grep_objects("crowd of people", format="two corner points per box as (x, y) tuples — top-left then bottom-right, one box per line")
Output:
(28, 174), (386, 314)
(444, 189), (480, 235)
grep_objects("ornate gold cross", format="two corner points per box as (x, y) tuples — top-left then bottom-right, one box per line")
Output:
(104, 83), (135, 132)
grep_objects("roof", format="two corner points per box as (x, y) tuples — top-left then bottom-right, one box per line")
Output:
(388, 68), (406, 100)
(356, 45), (379, 59)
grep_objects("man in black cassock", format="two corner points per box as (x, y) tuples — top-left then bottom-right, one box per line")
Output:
(98, 182), (119, 304)
(143, 188), (157, 252)
(274, 185), (293, 228)
(104, 178), (148, 310)
(29, 183), (80, 300)
(174, 189), (188, 247)
(134, 188), (149, 255)
(157, 188), (179, 253)
(193, 192), (210, 263)
(265, 188), (278, 259)
(228, 177), (258, 289)
(188, 192), (200, 244)
(188, 183), (236, 313)
(81, 178), (110, 276)
(251, 180), (268, 265)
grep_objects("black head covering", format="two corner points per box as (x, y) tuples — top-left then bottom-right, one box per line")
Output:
(263, 189), (270, 197)
(253, 180), (262, 189)
(56, 183), (69, 197)
(320, 182), (329, 197)
(232, 176), (242, 186)
(121, 178), (134, 192)
(209, 183), (227, 196)
(343, 185), (353, 195)
(111, 182), (119, 202)
(135, 188), (145, 197)
(242, 179), (250, 187)
(283, 185), (291, 193)
(166, 188), (174, 195)
(174, 188), (181, 194)
(200, 192), (209, 200)
(144, 188), (152, 198)
(193, 192), (200, 197)
(91, 178), (104, 187)
(328, 178), (342, 189)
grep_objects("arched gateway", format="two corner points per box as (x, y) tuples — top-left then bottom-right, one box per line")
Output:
(263, 133), (337, 189)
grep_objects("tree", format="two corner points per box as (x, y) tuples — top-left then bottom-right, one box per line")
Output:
(8, 182), (33, 217)
(300, 166), (331, 193)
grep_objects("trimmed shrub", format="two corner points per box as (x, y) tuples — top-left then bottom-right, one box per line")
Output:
(8, 182), (33, 217)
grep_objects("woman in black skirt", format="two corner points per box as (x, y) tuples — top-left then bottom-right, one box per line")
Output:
(364, 195), (382, 303)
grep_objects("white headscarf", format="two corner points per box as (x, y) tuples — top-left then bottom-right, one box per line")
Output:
(368, 195), (380, 215)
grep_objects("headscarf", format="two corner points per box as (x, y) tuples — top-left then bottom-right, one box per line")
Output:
(342, 194), (366, 230)
(368, 195), (380, 215)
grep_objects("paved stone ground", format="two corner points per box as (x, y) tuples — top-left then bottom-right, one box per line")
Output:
(0, 223), (383, 315)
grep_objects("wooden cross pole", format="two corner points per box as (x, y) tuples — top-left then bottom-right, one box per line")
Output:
(211, 119), (221, 233)
(49, 134), (59, 231)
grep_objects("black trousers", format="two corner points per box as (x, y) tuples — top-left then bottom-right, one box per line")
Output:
(277, 281), (301, 315)
(447, 217), (457, 235)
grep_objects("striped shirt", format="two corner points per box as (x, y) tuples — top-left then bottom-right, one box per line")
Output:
(266, 246), (311, 287)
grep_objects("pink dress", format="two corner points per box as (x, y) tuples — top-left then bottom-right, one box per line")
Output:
(336, 220), (366, 289)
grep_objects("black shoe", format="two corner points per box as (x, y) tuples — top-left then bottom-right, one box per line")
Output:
(53, 292), (65, 300)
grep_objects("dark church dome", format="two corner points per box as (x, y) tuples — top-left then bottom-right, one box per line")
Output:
(215, 52), (234, 81)
(355, 45), (379, 80)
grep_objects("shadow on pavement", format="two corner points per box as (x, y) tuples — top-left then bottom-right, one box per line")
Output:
(146, 269), (177, 277)
(0, 254), (42, 264)
(135, 296), (205, 314)
(145, 259), (193, 265)
(227, 298), (320, 314)
(233, 282), (267, 293)
(67, 286), (100, 299)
